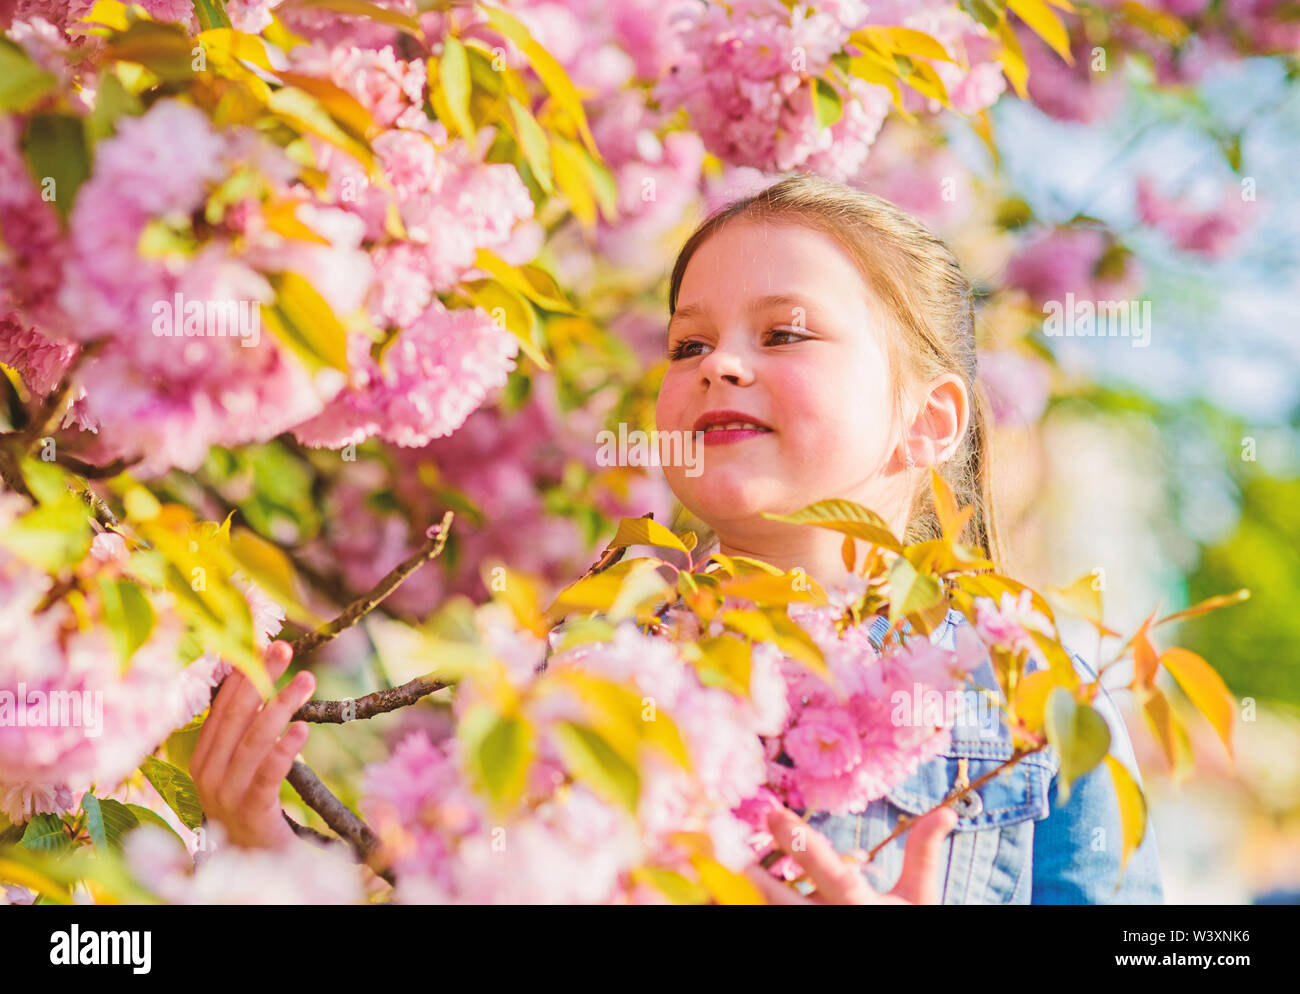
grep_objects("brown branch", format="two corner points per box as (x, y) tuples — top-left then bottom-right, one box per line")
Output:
(285, 760), (394, 885)
(0, 446), (31, 499)
(861, 741), (1049, 864)
(281, 810), (343, 849)
(189, 474), (421, 627)
(293, 675), (448, 723)
(289, 510), (454, 658)
(55, 452), (142, 478)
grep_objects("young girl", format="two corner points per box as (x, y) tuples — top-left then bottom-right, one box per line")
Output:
(192, 173), (1163, 905)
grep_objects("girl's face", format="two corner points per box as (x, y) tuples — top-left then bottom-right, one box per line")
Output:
(656, 218), (915, 557)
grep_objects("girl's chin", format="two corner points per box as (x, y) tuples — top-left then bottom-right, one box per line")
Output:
(676, 481), (779, 522)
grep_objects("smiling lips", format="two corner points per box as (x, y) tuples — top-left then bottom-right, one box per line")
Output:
(693, 409), (774, 446)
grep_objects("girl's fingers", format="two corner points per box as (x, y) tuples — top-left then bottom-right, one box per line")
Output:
(194, 642), (295, 785)
(190, 668), (247, 780)
(222, 670), (315, 801)
(742, 865), (813, 905)
(890, 805), (959, 905)
(246, 722), (308, 812)
(765, 807), (869, 904)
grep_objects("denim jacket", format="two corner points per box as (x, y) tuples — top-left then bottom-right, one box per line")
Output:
(803, 609), (1165, 904)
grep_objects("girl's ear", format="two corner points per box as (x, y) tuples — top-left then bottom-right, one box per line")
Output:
(905, 373), (970, 468)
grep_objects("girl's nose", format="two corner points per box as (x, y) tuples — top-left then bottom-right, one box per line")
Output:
(699, 342), (753, 386)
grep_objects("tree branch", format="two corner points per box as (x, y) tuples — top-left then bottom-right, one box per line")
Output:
(285, 760), (394, 885)
(289, 510), (454, 658)
(293, 675), (448, 723)
(859, 742), (1049, 864)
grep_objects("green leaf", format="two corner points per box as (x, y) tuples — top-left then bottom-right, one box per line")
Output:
(1044, 688), (1111, 802)
(811, 77), (843, 130)
(0, 38), (57, 113)
(21, 114), (90, 222)
(85, 70), (145, 145)
(18, 814), (71, 854)
(437, 36), (475, 140)
(0, 488), (93, 570)
(552, 721), (640, 813)
(98, 577), (157, 668)
(122, 800), (187, 847)
(103, 20), (200, 81)
(887, 555), (944, 625)
(191, 0), (232, 30)
(507, 93), (553, 195)
(140, 756), (204, 830)
(80, 794), (139, 851)
(470, 715), (532, 810)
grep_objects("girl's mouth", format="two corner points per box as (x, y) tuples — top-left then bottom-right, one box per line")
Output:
(699, 423), (774, 446)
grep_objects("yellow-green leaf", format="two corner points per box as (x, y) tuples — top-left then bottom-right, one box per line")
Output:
(811, 77), (843, 130)
(0, 38), (57, 113)
(262, 271), (350, 372)
(611, 516), (692, 556)
(481, 3), (599, 157)
(1103, 754), (1147, 871)
(552, 721), (639, 812)
(436, 36), (475, 140)
(888, 556), (943, 625)
(1008, 0), (1075, 64)
(1044, 688), (1110, 802)
(762, 500), (903, 552)
(1159, 647), (1235, 760)
(461, 278), (549, 370)
(507, 93), (553, 194)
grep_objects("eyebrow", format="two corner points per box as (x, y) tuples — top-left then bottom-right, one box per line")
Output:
(667, 293), (820, 334)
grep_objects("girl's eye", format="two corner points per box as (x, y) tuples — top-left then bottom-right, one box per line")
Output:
(666, 327), (810, 361)
(667, 339), (706, 360)
(767, 326), (810, 345)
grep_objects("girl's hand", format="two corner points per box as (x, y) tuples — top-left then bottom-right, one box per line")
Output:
(744, 805), (959, 905)
(190, 640), (315, 851)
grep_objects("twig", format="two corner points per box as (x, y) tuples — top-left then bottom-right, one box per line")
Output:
(293, 675), (448, 723)
(289, 510), (454, 658)
(55, 452), (141, 478)
(190, 474), (421, 627)
(285, 760), (394, 885)
(281, 810), (343, 850)
(861, 742), (1049, 864)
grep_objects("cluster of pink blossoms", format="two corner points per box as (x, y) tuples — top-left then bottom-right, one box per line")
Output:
(651, 0), (1003, 181)
(0, 8), (546, 475)
(1135, 175), (1254, 260)
(361, 607), (784, 903)
(749, 579), (987, 818)
(0, 502), (284, 824)
(360, 575), (1003, 901)
(1005, 225), (1146, 305)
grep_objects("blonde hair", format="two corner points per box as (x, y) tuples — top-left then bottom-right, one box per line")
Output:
(665, 172), (1003, 566)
